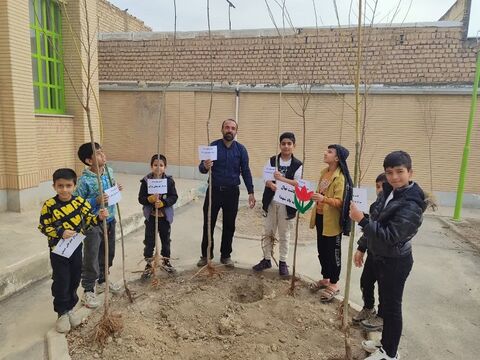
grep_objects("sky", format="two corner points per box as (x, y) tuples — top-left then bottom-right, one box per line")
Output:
(106, 0), (471, 33)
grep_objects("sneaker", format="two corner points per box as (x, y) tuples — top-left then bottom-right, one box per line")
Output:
(163, 259), (176, 273)
(362, 339), (382, 353)
(82, 291), (100, 309)
(97, 281), (123, 294)
(141, 263), (153, 280)
(220, 257), (235, 268)
(56, 313), (71, 333)
(68, 310), (82, 328)
(364, 347), (400, 360)
(361, 315), (384, 332)
(279, 261), (289, 277)
(252, 258), (272, 272)
(197, 257), (208, 267)
(353, 307), (376, 323)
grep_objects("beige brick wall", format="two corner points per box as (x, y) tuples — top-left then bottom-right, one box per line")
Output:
(97, 0), (151, 33)
(99, 24), (479, 85)
(36, 116), (76, 183)
(100, 89), (480, 194)
(439, 0), (468, 21)
(0, 0), (39, 190)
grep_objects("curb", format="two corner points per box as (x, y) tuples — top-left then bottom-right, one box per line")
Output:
(47, 263), (366, 360)
(0, 186), (201, 303)
(435, 216), (480, 252)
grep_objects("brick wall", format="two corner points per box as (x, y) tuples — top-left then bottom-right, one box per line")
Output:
(99, 24), (479, 86)
(97, 0), (151, 33)
(100, 88), (480, 194)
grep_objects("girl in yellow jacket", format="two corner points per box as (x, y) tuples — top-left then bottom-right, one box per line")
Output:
(310, 144), (352, 302)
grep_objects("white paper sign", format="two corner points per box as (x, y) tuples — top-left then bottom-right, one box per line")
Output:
(52, 233), (86, 258)
(198, 145), (217, 161)
(273, 181), (297, 209)
(263, 166), (276, 181)
(352, 187), (369, 213)
(297, 179), (314, 192)
(147, 178), (168, 194)
(105, 185), (121, 207)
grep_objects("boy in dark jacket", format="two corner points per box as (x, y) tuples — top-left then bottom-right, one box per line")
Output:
(138, 154), (178, 278)
(350, 151), (427, 360)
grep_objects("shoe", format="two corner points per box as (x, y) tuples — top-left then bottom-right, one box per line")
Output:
(364, 347), (400, 360)
(197, 257), (208, 267)
(252, 258), (272, 272)
(82, 291), (100, 309)
(279, 261), (289, 277)
(362, 339), (382, 353)
(220, 257), (234, 268)
(96, 281), (123, 294)
(163, 259), (176, 273)
(141, 263), (153, 280)
(56, 313), (71, 333)
(361, 315), (384, 332)
(353, 307), (376, 323)
(68, 310), (82, 328)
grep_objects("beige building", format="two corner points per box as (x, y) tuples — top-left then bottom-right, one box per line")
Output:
(0, 0), (150, 212)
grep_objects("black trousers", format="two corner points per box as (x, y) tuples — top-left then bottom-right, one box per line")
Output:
(50, 244), (82, 315)
(315, 214), (342, 284)
(143, 215), (171, 258)
(361, 253), (377, 309)
(373, 253), (413, 357)
(201, 186), (240, 259)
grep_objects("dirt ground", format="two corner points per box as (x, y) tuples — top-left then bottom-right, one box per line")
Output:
(68, 271), (366, 360)
(221, 205), (316, 244)
(450, 217), (480, 251)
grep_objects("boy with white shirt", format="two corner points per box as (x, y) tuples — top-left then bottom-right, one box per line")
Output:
(253, 132), (303, 277)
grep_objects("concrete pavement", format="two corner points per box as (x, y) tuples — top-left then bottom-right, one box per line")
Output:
(0, 174), (479, 359)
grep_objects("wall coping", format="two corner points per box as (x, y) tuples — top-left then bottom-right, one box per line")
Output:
(99, 81), (478, 95)
(98, 21), (464, 41)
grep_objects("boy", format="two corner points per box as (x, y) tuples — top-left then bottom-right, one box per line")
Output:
(75, 142), (121, 309)
(138, 154), (178, 279)
(352, 173), (387, 329)
(252, 132), (302, 277)
(350, 151), (427, 360)
(39, 168), (108, 333)
(309, 144), (353, 302)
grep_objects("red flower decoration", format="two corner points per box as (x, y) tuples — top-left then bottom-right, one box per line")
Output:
(295, 185), (313, 202)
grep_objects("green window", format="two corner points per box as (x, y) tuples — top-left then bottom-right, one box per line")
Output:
(29, 0), (65, 114)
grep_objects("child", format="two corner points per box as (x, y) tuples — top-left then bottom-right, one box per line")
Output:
(138, 154), (178, 279)
(252, 132), (303, 277)
(75, 142), (121, 309)
(352, 173), (387, 329)
(350, 151), (427, 360)
(309, 144), (353, 302)
(39, 168), (108, 333)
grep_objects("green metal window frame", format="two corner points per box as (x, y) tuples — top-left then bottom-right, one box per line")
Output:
(30, 0), (65, 114)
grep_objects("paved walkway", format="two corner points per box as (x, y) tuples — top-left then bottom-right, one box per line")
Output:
(0, 174), (479, 359)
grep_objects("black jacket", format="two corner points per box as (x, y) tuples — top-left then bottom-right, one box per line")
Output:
(357, 181), (427, 258)
(262, 154), (302, 220)
(138, 173), (178, 223)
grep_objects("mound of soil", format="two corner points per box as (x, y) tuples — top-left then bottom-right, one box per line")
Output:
(68, 271), (366, 360)
(220, 205), (316, 244)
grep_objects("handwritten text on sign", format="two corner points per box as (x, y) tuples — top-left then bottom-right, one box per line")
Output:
(273, 181), (297, 209)
(198, 145), (217, 161)
(352, 187), (369, 213)
(263, 166), (276, 181)
(147, 178), (168, 194)
(52, 233), (86, 258)
(105, 185), (121, 207)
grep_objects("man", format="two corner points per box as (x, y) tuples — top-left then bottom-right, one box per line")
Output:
(197, 119), (256, 267)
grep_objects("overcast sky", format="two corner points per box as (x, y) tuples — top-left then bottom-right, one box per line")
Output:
(107, 0), (466, 32)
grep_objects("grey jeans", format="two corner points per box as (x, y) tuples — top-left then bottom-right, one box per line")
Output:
(81, 220), (116, 292)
